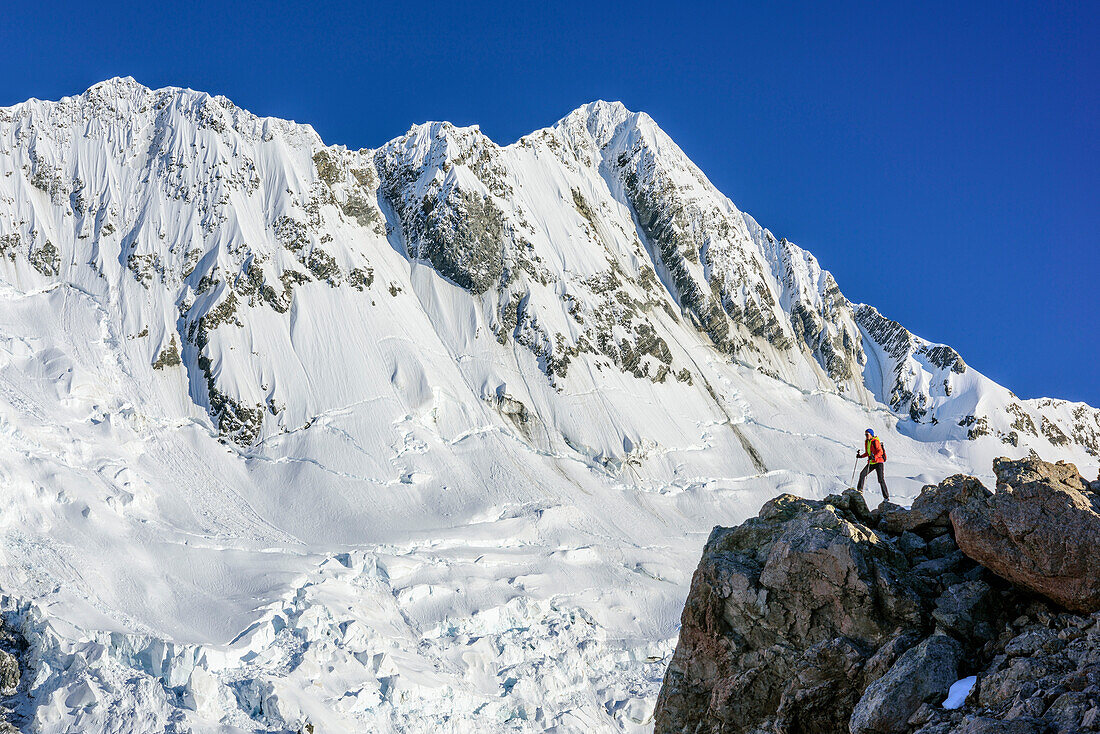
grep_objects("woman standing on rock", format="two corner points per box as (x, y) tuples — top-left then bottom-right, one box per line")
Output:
(857, 429), (890, 500)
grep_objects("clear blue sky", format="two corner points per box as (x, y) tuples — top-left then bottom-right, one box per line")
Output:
(4, 1), (1097, 405)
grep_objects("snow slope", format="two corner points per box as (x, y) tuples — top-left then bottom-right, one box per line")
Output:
(0, 79), (1095, 732)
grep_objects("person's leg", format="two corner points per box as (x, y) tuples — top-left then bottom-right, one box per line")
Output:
(858, 464), (872, 491)
(876, 464), (889, 500)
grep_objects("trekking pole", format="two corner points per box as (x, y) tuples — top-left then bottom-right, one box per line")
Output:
(851, 455), (858, 487)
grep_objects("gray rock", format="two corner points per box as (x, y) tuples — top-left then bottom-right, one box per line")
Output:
(977, 656), (1073, 711)
(899, 531), (928, 558)
(879, 502), (913, 533)
(0, 650), (18, 695)
(934, 580), (994, 638)
(1003, 694), (1046, 719)
(911, 550), (967, 578)
(882, 476), (991, 535)
(824, 488), (874, 526)
(843, 487), (874, 524)
(951, 457), (1100, 613)
(1004, 629), (1064, 657)
(1045, 691), (1091, 732)
(1083, 705), (1100, 728)
(773, 636), (871, 734)
(861, 630), (923, 690)
(654, 493), (922, 733)
(849, 633), (963, 734)
(656, 457), (1100, 734)
(950, 716), (1048, 734)
(927, 533), (959, 559)
(907, 702), (939, 727)
(912, 724), (956, 734)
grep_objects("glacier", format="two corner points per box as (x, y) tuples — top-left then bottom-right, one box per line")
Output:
(0, 77), (1095, 732)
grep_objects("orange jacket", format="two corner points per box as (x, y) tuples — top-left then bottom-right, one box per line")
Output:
(865, 436), (886, 464)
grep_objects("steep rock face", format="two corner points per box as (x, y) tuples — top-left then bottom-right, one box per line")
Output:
(856, 305), (967, 424)
(656, 457), (1100, 734)
(761, 230), (867, 393)
(374, 122), (507, 295)
(951, 456), (1100, 613)
(0, 612), (29, 732)
(606, 115), (790, 356)
(571, 103), (871, 395)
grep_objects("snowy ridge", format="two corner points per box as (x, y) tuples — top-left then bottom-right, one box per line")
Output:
(0, 79), (1096, 731)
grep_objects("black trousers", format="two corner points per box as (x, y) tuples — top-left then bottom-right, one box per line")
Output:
(858, 463), (889, 499)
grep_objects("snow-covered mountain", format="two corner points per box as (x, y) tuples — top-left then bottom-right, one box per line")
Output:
(0, 78), (1095, 732)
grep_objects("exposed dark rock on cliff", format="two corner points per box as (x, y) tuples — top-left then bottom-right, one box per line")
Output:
(0, 615), (26, 732)
(655, 456), (1100, 734)
(854, 305), (967, 423)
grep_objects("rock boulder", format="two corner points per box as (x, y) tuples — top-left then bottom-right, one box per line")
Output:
(850, 633), (963, 734)
(951, 457), (1100, 613)
(881, 475), (991, 536)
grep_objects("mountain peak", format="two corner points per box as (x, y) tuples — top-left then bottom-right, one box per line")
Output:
(80, 76), (163, 107)
(576, 98), (633, 119)
(86, 76), (148, 94)
(552, 99), (656, 155)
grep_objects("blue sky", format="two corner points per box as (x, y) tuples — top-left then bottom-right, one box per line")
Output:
(3, 1), (1097, 405)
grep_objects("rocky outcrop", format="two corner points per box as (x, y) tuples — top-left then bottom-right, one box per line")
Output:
(0, 650), (17, 696)
(655, 456), (1100, 734)
(951, 457), (1100, 614)
(652, 489), (927, 733)
(654, 489), (970, 733)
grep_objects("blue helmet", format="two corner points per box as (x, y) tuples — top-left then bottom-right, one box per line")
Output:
(865, 428), (875, 436)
